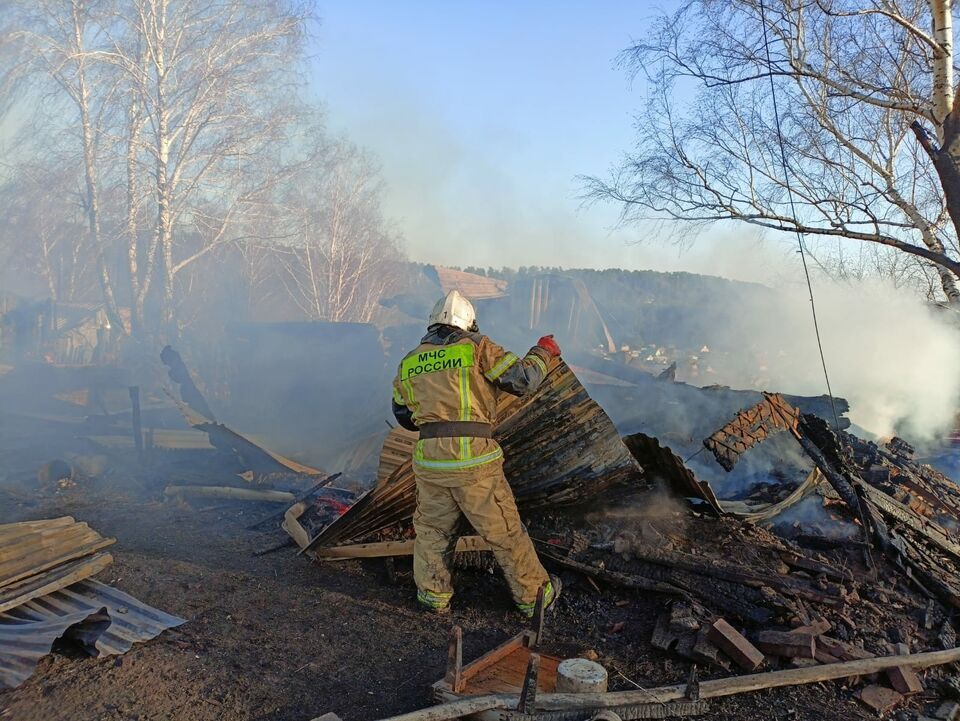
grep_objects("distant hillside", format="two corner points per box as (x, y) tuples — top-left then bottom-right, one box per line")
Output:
(461, 265), (777, 353)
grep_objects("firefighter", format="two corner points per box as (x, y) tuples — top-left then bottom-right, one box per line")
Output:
(392, 290), (561, 616)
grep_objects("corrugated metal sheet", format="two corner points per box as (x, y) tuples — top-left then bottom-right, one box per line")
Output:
(623, 432), (824, 522)
(302, 360), (644, 552)
(0, 607), (103, 689)
(622, 433), (724, 515)
(0, 579), (186, 689)
(375, 428), (418, 488)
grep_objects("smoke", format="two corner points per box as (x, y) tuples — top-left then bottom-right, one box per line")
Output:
(709, 277), (960, 442)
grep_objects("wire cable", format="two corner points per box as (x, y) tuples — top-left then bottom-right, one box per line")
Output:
(757, 0), (842, 430)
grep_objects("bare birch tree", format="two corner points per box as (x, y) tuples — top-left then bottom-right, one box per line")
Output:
(2, 0), (406, 336)
(275, 141), (404, 323)
(3, 0), (125, 325)
(585, 0), (960, 303)
(108, 0), (311, 335)
(0, 161), (96, 302)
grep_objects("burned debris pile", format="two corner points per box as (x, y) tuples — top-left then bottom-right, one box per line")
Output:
(0, 517), (184, 689)
(10, 334), (960, 719)
(524, 391), (960, 716)
(301, 380), (960, 719)
(297, 359), (643, 555)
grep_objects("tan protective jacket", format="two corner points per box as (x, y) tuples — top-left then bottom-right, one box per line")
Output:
(392, 326), (550, 484)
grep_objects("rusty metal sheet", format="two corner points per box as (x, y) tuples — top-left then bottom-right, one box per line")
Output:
(703, 392), (801, 472)
(623, 433), (823, 523)
(301, 360), (644, 552)
(622, 433), (724, 515)
(0, 579), (185, 689)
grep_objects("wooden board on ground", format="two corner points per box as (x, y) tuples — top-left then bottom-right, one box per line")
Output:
(0, 518), (116, 590)
(432, 630), (562, 700)
(313, 536), (490, 560)
(0, 552), (113, 613)
(86, 430), (213, 450)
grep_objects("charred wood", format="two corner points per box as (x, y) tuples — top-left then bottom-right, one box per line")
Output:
(606, 545), (845, 606)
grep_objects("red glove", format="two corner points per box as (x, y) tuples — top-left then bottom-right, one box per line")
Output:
(536, 334), (561, 357)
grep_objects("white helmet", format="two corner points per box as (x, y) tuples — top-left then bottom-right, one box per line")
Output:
(428, 290), (477, 332)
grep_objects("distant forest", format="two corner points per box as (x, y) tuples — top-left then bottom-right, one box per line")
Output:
(461, 266), (777, 353)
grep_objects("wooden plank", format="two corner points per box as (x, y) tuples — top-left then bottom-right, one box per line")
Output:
(708, 619), (764, 670)
(0, 517), (76, 537)
(753, 631), (816, 659)
(0, 552), (113, 613)
(517, 653), (540, 713)
(461, 633), (528, 681)
(314, 536), (491, 561)
(394, 647), (960, 721)
(859, 483), (960, 562)
(163, 485), (295, 503)
(86, 430), (213, 450)
(483, 649), (559, 679)
(464, 676), (521, 694)
(0, 535), (115, 589)
(0, 522), (98, 557)
(445, 627), (464, 693)
(859, 685), (903, 714)
(0, 524), (106, 559)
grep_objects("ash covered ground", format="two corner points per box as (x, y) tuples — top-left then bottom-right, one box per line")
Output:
(4, 404), (956, 721)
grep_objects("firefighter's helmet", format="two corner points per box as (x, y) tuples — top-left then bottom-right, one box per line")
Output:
(428, 290), (477, 332)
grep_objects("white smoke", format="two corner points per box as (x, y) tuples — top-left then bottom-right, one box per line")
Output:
(714, 277), (960, 442)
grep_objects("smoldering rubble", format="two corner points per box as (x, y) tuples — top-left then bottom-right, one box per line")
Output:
(4, 278), (960, 721)
(150, 347), (960, 719)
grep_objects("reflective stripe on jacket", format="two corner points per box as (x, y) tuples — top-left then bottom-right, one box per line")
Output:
(392, 326), (550, 479)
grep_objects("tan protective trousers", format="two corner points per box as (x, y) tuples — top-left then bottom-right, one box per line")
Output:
(413, 460), (549, 608)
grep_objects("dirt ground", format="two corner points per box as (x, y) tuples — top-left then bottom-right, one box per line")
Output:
(0, 409), (919, 721)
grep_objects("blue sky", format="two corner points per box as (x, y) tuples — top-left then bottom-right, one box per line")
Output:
(308, 1), (792, 279)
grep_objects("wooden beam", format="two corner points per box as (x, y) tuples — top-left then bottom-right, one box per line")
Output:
(163, 485), (296, 503)
(375, 647), (960, 721)
(445, 627), (463, 694)
(517, 653), (540, 713)
(858, 482), (960, 562)
(313, 536), (491, 561)
(0, 552), (113, 613)
(129, 386), (144, 464)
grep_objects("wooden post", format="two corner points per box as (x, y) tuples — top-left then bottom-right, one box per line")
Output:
(445, 626), (464, 693)
(685, 665), (700, 701)
(145, 427), (154, 463)
(530, 583), (547, 649)
(376, 647), (960, 721)
(518, 653), (541, 713)
(129, 386), (144, 464)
